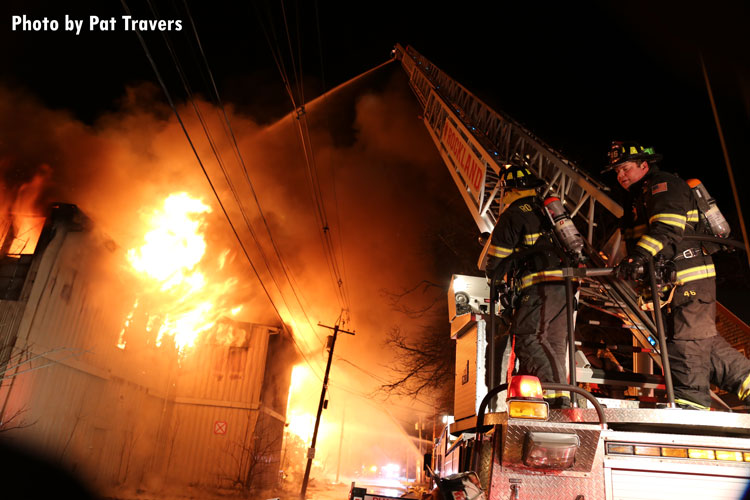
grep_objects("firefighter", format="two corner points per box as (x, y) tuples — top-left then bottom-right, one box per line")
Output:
(486, 164), (570, 407)
(605, 140), (750, 410)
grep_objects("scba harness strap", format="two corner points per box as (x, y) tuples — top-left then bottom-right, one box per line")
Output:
(671, 247), (704, 262)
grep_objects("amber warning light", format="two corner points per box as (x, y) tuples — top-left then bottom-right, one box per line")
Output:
(507, 375), (548, 420)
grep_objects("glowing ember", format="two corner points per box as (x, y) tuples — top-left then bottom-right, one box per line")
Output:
(120, 192), (239, 354)
(117, 298), (138, 349)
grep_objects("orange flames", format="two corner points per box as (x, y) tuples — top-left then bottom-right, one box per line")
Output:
(1, 166), (50, 256)
(118, 192), (241, 354)
(286, 364), (320, 443)
(284, 363), (341, 473)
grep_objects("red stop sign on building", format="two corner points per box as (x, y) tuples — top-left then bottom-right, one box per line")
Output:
(214, 421), (227, 435)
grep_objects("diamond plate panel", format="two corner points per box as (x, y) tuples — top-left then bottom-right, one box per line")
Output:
(490, 425), (607, 500)
(480, 412), (750, 499)
(477, 431), (494, 489)
(502, 421), (602, 473)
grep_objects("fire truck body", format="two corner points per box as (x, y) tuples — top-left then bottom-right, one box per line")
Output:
(435, 405), (750, 499)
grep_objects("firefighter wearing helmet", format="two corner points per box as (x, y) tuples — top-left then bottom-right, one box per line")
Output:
(486, 164), (570, 407)
(605, 140), (750, 409)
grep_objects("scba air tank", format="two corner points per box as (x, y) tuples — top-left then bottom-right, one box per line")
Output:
(543, 196), (585, 259)
(686, 179), (731, 238)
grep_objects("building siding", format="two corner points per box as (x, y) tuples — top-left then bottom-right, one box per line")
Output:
(717, 302), (750, 357)
(0, 205), (292, 497)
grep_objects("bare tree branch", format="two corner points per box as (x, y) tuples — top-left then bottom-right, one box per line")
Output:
(0, 406), (37, 433)
(0, 342), (76, 434)
(220, 415), (283, 493)
(379, 323), (454, 414)
(380, 281), (444, 319)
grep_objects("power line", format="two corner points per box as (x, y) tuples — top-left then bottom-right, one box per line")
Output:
(144, 0), (324, 355)
(125, 3), (434, 419)
(256, 1), (353, 315)
(179, 0), (326, 347)
(121, 0), (326, 377)
(311, 1), (354, 326)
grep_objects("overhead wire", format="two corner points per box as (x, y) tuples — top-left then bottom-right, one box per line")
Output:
(147, 1), (347, 383)
(253, 0), (349, 316)
(121, 0), (327, 377)
(128, 1), (436, 416)
(262, 0), (353, 315)
(118, 0), (282, 323)
(279, 0), (303, 107)
(173, 11), (337, 374)
(178, 0), (326, 348)
(144, 0), (323, 353)
(294, 0), (305, 105)
(312, 0), (354, 326)
(255, 3), (442, 410)
(176, 1), (367, 378)
(251, 0), (353, 335)
(315, 33), (354, 328)
(253, 1), (298, 108)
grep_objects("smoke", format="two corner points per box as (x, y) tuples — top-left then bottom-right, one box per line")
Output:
(0, 62), (464, 483)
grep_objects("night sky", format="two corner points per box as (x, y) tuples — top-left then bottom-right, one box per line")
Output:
(3, 2), (748, 176)
(2, 1), (750, 360)
(3, 2), (749, 206)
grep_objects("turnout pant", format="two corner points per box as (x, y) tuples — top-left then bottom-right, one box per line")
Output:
(512, 282), (568, 384)
(667, 277), (750, 407)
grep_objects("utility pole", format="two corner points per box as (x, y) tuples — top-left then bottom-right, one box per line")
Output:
(700, 54), (750, 269)
(335, 405), (345, 484)
(432, 407), (437, 442)
(299, 322), (355, 500)
(417, 416), (422, 483)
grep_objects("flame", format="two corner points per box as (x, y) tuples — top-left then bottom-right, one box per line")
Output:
(290, 363), (309, 393)
(3, 166), (51, 256)
(127, 193), (210, 285)
(287, 412), (317, 444)
(120, 192), (239, 354)
(287, 364), (320, 443)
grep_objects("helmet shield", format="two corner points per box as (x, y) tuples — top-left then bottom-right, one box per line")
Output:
(499, 164), (545, 190)
(602, 141), (662, 173)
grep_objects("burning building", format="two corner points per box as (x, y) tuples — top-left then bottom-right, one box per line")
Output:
(0, 200), (295, 497)
(0, 64), (459, 495)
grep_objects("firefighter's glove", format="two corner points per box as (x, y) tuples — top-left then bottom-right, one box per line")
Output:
(615, 254), (646, 281)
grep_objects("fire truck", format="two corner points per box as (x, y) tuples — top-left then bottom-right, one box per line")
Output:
(350, 45), (750, 500)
